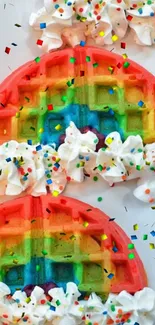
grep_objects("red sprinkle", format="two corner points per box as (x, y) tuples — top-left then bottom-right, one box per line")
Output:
(126, 15), (133, 21)
(5, 47), (11, 54)
(74, 301), (79, 305)
(40, 299), (46, 304)
(66, 176), (71, 181)
(48, 104), (53, 111)
(79, 7), (83, 12)
(27, 167), (32, 173)
(36, 39), (43, 46)
(3, 315), (8, 319)
(97, 15), (101, 20)
(121, 42), (126, 49)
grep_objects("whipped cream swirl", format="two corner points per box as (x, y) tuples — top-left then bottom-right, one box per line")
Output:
(0, 282), (155, 325)
(29, 0), (155, 51)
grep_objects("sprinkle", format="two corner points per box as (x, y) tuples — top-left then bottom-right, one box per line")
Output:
(80, 70), (85, 77)
(56, 300), (61, 306)
(40, 22), (46, 29)
(27, 140), (32, 145)
(98, 165), (103, 171)
(5, 47), (11, 54)
(117, 62), (122, 69)
(123, 61), (130, 68)
(138, 7), (143, 14)
(106, 137), (113, 144)
(50, 305), (56, 311)
(70, 57), (76, 63)
(128, 243), (134, 249)
(150, 243), (155, 249)
(61, 95), (67, 102)
(121, 42), (126, 49)
(39, 128), (44, 133)
(108, 88), (114, 95)
(93, 176), (98, 181)
(46, 208), (51, 213)
(80, 40), (86, 46)
(46, 179), (52, 185)
(83, 221), (89, 228)
(6, 157), (11, 162)
(93, 63), (98, 68)
(25, 297), (31, 303)
(85, 55), (90, 63)
(70, 235), (76, 240)
(112, 34), (118, 42)
(133, 224), (139, 231)
(128, 253), (135, 259)
(131, 235), (137, 240)
(136, 165), (141, 171)
(42, 249), (48, 255)
(52, 190), (59, 197)
(36, 144), (42, 151)
(14, 23), (21, 27)
(13, 259), (18, 264)
(150, 231), (155, 237)
(138, 100), (144, 107)
(107, 273), (114, 279)
(150, 12), (154, 16)
(111, 305), (115, 312)
(97, 197), (102, 202)
(126, 15), (133, 21)
(109, 218), (115, 222)
(36, 39), (43, 46)
(122, 53), (128, 59)
(101, 234), (108, 240)
(108, 66), (115, 73)
(48, 104), (53, 110)
(55, 124), (62, 131)
(143, 234), (148, 240)
(151, 206), (155, 209)
(35, 57), (40, 63)
(112, 246), (118, 252)
(99, 31), (105, 37)
(11, 43), (17, 46)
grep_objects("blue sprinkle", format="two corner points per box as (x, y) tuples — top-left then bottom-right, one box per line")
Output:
(79, 154), (84, 159)
(54, 163), (60, 168)
(112, 246), (118, 253)
(50, 305), (56, 311)
(150, 12), (154, 16)
(80, 40), (86, 46)
(107, 273), (114, 279)
(138, 8), (143, 14)
(130, 148), (135, 153)
(22, 176), (28, 181)
(67, 1), (72, 5)
(16, 299), (20, 303)
(85, 156), (90, 161)
(45, 170), (49, 175)
(138, 100), (144, 107)
(55, 4), (59, 9)
(6, 157), (11, 162)
(44, 153), (48, 158)
(108, 88), (114, 94)
(106, 167), (110, 171)
(109, 108), (114, 116)
(27, 140), (32, 145)
(131, 235), (137, 240)
(150, 230), (155, 237)
(36, 144), (42, 151)
(103, 311), (107, 315)
(40, 22), (46, 29)
(71, 78), (75, 84)
(134, 323), (140, 325)
(46, 179), (52, 185)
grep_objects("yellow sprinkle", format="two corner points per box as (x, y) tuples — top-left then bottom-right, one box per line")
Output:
(101, 234), (108, 240)
(4, 129), (7, 135)
(55, 124), (62, 131)
(83, 221), (89, 228)
(56, 157), (60, 163)
(112, 34), (118, 42)
(85, 321), (89, 325)
(9, 251), (14, 256)
(13, 259), (18, 264)
(106, 137), (113, 145)
(52, 190), (59, 197)
(16, 112), (20, 118)
(39, 128), (44, 133)
(122, 53), (128, 59)
(133, 224), (139, 231)
(25, 297), (31, 303)
(99, 31), (105, 37)
(150, 243), (155, 249)
(79, 307), (84, 312)
(81, 17), (87, 22)
(80, 161), (85, 167)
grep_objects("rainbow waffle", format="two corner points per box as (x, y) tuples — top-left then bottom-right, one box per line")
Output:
(0, 46), (154, 146)
(0, 195), (147, 295)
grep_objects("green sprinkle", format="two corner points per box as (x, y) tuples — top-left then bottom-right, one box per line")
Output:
(98, 165), (103, 171)
(147, 0), (152, 4)
(66, 80), (72, 87)
(150, 166), (155, 171)
(111, 304), (115, 312)
(128, 243), (134, 249)
(61, 95), (67, 102)
(76, 163), (80, 168)
(98, 197), (103, 202)
(94, 138), (98, 144)
(35, 57), (41, 63)
(128, 253), (135, 259)
(48, 163), (52, 167)
(30, 126), (35, 131)
(93, 176), (98, 182)
(143, 234), (148, 240)
(101, 147), (106, 151)
(136, 165), (141, 171)
(93, 63), (98, 68)
(36, 265), (40, 271)
(42, 249), (48, 256)
(86, 56), (91, 62)
(70, 57), (76, 63)
(129, 161), (134, 166)
(56, 299), (61, 306)
(138, 148), (143, 152)
(123, 61), (130, 68)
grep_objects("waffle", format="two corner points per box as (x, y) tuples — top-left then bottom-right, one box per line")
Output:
(0, 195), (147, 295)
(0, 46), (154, 146)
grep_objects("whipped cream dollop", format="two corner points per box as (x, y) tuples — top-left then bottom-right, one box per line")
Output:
(0, 282), (155, 325)
(29, 0), (155, 51)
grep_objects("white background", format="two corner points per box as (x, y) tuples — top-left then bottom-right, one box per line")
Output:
(0, 0), (155, 290)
